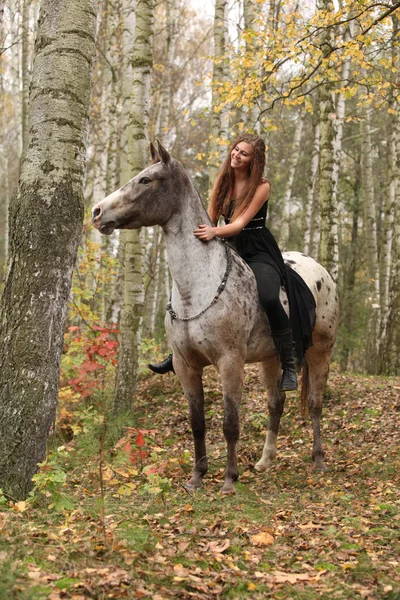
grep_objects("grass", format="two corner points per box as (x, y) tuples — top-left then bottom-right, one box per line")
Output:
(0, 366), (399, 599)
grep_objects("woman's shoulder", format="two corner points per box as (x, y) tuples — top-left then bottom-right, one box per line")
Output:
(257, 179), (271, 199)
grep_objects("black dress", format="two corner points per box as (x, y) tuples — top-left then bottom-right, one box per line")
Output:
(226, 201), (316, 366)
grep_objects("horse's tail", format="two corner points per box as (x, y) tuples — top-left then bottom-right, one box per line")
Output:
(300, 357), (309, 417)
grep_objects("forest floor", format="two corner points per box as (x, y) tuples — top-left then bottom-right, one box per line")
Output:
(0, 365), (399, 599)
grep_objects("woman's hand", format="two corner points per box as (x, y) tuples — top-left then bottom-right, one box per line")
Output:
(193, 224), (216, 241)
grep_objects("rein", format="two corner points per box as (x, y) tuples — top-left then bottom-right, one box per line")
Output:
(167, 241), (232, 323)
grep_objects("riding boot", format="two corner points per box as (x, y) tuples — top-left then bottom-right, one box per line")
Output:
(148, 354), (174, 374)
(272, 329), (298, 391)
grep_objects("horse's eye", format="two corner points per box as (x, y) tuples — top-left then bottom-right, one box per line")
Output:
(139, 177), (152, 185)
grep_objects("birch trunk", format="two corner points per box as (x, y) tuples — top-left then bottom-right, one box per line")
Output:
(21, 0), (31, 155)
(209, 0), (229, 186)
(360, 106), (381, 373)
(243, 0), (260, 132)
(317, 0), (338, 281)
(280, 114), (304, 250)
(303, 118), (320, 257)
(113, 0), (155, 414)
(0, 0), (97, 500)
(379, 10), (400, 374)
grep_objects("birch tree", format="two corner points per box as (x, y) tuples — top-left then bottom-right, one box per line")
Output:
(317, 0), (338, 282)
(0, 0), (97, 500)
(208, 0), (229, 186)
(113, 0), (155, 414)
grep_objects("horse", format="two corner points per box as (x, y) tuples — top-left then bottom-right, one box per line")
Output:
(92, 141), (339, 494)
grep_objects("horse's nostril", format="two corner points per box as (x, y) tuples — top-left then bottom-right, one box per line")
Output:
(92, 206), (101, 221)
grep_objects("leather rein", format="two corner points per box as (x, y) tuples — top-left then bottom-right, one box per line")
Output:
(167, 241), (232, 323)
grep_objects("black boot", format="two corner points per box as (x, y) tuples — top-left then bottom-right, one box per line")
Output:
(148, 354), (174, 374)
(272, 329), (298, 391)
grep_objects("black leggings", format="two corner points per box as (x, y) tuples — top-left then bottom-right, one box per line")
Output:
(248, 262), (290, 332)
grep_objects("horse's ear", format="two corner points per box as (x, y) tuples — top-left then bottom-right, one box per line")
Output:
(156, 140), (171, 165)
(149, 141), (160, 164)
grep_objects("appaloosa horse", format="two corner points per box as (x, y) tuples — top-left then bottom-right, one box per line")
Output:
(92, 141), (339, 494)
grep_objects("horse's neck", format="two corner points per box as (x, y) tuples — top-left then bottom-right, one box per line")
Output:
(163, 194), (227, 315)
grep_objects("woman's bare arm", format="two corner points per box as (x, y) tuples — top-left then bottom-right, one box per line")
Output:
(194, 181), (270, 241)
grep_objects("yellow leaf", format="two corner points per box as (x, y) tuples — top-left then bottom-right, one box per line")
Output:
(250, 531), (274, 546)
(247, 582), (256, 590)
(14, 501), (27, 513)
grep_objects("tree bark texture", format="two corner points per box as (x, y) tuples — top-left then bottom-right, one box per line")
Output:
(0, 0), (97, 499)
(280, 114), (304, 250)
(208, 0), (229, 187)
(317, 0), (339, 282)
(113, 0), (155, 415)
(360, 106), (381, 373)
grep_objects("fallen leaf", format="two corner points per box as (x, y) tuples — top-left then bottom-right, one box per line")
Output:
(298, 521), (321, 530)
(14, 501), (27, 513)
(208, 539), (230, 553)
(250, 531), (274, 546)
(173, 563), (189, 577)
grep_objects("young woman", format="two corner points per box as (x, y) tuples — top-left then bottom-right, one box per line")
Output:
(148, 134), (316, 391)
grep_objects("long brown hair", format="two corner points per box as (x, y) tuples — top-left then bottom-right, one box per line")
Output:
(208, 134), (267, 224)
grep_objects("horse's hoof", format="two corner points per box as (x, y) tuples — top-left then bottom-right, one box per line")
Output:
(221, 484), (235, 495)
(313, 463), (327, 473)
(254, 460), (271, 471)
(184, 478), (202, 492)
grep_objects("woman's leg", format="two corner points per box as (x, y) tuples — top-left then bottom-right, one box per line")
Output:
(248, 262), (297, 391)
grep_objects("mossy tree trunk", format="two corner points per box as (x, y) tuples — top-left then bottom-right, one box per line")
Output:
(0, 0), (97, 500)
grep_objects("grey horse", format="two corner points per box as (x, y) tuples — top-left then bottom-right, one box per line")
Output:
(92, 142), (339, 494)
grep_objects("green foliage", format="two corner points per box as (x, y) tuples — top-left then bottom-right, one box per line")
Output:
(31, 447), (74, 512)
(0, 488), (7, 506)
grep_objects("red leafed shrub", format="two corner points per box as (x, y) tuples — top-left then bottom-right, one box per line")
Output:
(61, 325), (119, 399)
(114, 428), (158, 465)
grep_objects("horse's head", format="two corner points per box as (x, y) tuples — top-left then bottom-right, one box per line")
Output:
(92, 141), (187, 235)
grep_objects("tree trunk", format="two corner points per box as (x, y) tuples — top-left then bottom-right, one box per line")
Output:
(360, 106), (381, 373)
(317, 0), (338, 282)
(280, 114), (304, 250)
(0, 0), (97, 500)
(21, 0), (30, 154)
(303, 116), (320, 257)
(208, 0), (229, 187)
(113, 0), (155, 415)
(379, 9), (400, 375)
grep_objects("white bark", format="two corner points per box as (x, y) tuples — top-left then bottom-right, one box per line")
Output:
(114, 0), (155, 414)
(280, 114), (304, 250)
(304, 120), (320, 257)
(209, 0), (229, 186)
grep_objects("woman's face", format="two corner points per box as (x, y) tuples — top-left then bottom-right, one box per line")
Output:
(230, 141), (253, 173)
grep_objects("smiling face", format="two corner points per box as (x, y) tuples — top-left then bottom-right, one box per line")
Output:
(230, 141), (254, 172)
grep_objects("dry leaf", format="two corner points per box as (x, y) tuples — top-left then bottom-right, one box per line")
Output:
(250, 531), (274, 546)
(173, 563), (189, 577)
(272, 571), (311, 583)
(14, 501), (27, 513)
(208, 539), (230, 553)
(298, 521), (321, 530)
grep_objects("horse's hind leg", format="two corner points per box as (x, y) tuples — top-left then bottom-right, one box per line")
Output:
(177, 366), (208, 490)
(219, 358), (245, 494)
(306, 347), (331, 472)
(255, 357), (284, 471)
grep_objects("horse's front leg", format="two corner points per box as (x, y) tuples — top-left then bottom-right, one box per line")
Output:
(219, 358), (245, 494)
(176, 364), (207, 490)
(255, 357), (284, 471)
